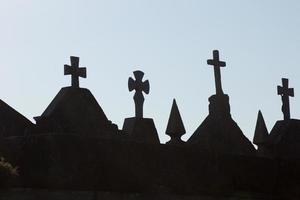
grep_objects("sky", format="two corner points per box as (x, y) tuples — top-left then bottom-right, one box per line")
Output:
(0, 0), (300, 143)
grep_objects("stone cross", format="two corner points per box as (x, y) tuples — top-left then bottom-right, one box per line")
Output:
(277, 78), (294, 120)
(207, 50), (226, 95)
(128, 70), (150, 118)
(64, 56), (86, 88)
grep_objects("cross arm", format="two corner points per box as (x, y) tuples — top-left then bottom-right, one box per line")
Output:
(142, 80), (150, 94)
(64, 65), (73, 75)
(289, 88), (294, 97)
(277, 86), (283, 95)
(128, 77), (136, 91)
(207, 60), (226, 67)
(78, 68), (87, 78)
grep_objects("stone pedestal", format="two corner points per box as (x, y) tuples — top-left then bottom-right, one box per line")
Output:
(122, 117), (160, 144)
(208, 94), (231, 119)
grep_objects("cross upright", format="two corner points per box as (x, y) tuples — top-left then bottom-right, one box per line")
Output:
(207, 50), (226, 95)
(277, 78), (294, 120)
(64, 56), (87, 88)
(128, 70), (150, 118)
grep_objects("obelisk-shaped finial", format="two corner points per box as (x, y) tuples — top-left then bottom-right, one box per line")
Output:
(166, 99), (186, 145)
(253, 110), (269, 145)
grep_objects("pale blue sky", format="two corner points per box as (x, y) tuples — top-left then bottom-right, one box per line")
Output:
(0, 0), (300, 143)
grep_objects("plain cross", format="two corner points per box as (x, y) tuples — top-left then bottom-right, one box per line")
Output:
(277, 78), (294, 120)
(128, 70), (150, 118)
(64, 56), (87, 88)
(207, 50), (226, 95)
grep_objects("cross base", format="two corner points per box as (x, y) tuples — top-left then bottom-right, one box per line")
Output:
(208, 94), (231, 119)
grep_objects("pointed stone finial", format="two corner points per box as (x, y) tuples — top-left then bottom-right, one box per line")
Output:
(253, 110), (269, 145)
(166, 99), (186, 145)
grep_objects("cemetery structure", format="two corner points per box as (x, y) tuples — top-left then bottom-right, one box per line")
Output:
(1, 51), (300, 200)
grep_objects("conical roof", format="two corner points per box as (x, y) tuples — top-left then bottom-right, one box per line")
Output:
(166, 99), (186, 137)
(253, 110), (269, 145)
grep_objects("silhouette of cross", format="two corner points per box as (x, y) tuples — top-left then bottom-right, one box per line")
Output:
(64, 56), (86, 88)
(207, 50), (226, 95)
(277, 78), (294, 120)
(128, 70), (150, 118)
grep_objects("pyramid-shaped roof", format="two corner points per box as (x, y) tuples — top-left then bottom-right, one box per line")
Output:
(267, 119), (300, 158)
(0, 100), (34, 137)
(35, 87), (117, 136)
(188, 94), (256, 155)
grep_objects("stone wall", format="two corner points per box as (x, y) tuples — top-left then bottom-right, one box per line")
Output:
(0, 188), (276, 200)
(0, 135), (300, 199)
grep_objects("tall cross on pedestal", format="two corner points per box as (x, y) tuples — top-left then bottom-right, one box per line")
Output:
(128, 70), (150, 118)
(64, 56), (87, 88)
(277, 78), (294, 120)
(207, 50), (226, 95)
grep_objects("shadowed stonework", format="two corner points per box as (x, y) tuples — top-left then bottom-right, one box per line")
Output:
(1, 53), (300, 199)
(188, 94), (256, 155)
(123, 70), (160, 144)
(33, 56), (118, 137)
(188, 51), (255, 155)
